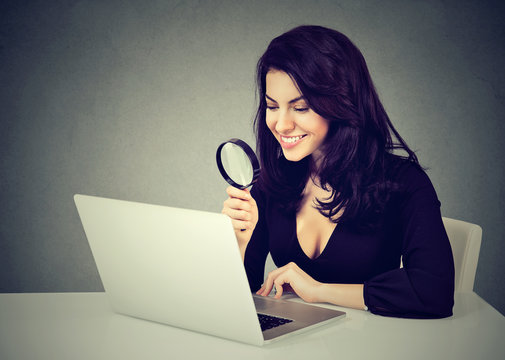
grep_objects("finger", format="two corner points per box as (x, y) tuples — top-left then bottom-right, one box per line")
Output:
(226, 186), (252, 200)
(274, 286), (283, 299)
(258, 267), (286, 297)
(221, 207), (251, 222)
(223, 198), (252, 212)
(230, 219), (252, 230)
(273, 276), (289, 299)
(256, 284), (265, 295)
(257, 275), (274, 297)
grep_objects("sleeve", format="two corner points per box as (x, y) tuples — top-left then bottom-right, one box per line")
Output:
(243, 184), (270, 292)
(363, 165), (455, 318)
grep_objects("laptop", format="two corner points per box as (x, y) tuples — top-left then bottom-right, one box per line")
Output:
(74, 194), (345, 346)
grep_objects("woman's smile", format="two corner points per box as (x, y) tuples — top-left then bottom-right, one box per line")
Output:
(279, 134), (307, 148)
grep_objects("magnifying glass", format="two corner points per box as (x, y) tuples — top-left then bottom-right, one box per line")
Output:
(216, 138), (260, 189)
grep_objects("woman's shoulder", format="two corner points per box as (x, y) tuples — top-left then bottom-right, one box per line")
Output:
(384, 153), (435, 195)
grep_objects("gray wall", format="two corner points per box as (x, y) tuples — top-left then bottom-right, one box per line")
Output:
(1, 0), (504, 315)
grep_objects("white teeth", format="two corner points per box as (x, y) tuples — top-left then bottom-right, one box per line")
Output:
(281, 135), (304, 143)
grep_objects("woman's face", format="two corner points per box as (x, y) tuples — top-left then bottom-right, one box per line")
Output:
(265, 70), (329, 163)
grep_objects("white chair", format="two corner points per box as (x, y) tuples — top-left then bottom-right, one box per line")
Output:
(442, 217), (482, 292)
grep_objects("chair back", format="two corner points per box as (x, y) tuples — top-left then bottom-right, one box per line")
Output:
(443, 217), (482, 292)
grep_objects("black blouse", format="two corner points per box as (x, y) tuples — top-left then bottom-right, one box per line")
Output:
(244, 156), (455, 318)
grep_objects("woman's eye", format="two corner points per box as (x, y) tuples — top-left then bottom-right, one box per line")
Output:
(294, 107), (309, 113)
(266, 105), (278, 111)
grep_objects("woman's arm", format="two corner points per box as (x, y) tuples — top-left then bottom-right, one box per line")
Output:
(221, 186), (258, 261)
(316, 283), (366, 310)
(222, 184), (270, 291)
(257, 262), (366, 310)
(363, 165), (455, 318)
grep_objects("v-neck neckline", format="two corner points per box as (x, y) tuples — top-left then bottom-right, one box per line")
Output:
(293, 216), (342, 261)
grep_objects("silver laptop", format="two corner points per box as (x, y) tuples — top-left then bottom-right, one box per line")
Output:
(74, 194), (345, 346)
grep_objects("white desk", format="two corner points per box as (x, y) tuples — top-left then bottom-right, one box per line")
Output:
(0, 291), (503, 360)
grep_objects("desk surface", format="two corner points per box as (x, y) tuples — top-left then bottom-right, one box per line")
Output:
(0, 291), (504, 360)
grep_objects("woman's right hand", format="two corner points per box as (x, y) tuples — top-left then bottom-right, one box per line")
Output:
(221, 186), (258, 254)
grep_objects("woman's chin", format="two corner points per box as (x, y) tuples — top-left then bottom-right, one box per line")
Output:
(281, 149), (308, 162)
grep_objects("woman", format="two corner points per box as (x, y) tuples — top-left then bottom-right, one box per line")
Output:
(222, 25), (454, 318)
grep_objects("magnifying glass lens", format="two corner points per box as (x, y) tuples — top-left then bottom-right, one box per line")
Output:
(220, 143), (254, 187)
(216, 139), (260, 189)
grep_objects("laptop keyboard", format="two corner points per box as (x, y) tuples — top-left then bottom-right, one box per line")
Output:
(257, 313), (293, 331)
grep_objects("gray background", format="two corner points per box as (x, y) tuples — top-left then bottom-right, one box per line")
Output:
(1, 0), (504, 315)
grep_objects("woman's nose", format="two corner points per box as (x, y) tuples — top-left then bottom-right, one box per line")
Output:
(275, 111), (295, 134)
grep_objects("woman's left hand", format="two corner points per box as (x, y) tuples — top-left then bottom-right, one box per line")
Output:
(256, 262), (322, 303)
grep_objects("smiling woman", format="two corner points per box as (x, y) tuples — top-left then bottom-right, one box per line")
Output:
(221, 25), (455, 318)
(265, 70), (329, 162)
